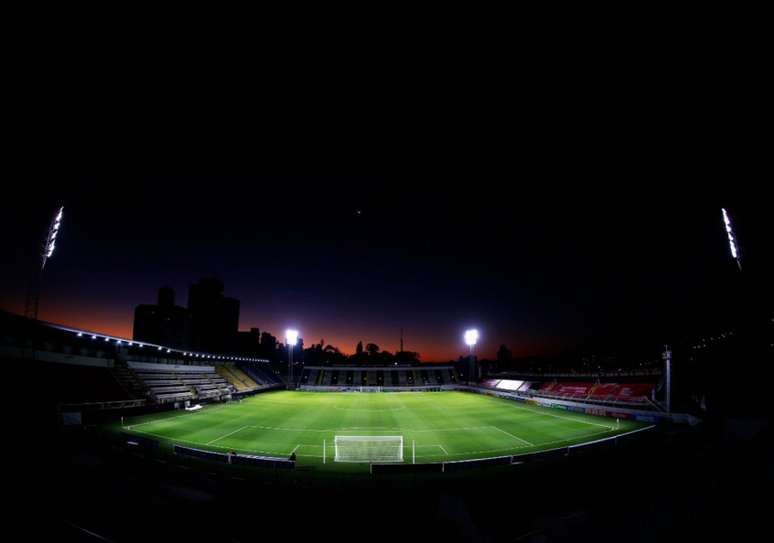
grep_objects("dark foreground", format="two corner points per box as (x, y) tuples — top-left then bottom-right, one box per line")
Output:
(6, 412), (771, 542)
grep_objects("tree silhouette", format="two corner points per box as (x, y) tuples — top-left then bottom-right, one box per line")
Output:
(356, 341), (363, 355)
(366, 343), (380, 357)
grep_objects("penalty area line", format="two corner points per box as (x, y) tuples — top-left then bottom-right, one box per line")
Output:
(491, 426), (534, 447)
(207, 425), (249, 445)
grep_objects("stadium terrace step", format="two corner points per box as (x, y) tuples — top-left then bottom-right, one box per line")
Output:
(129, 362), (233, 404)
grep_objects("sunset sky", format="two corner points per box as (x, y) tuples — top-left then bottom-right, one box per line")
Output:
(0, 177), (761, 361)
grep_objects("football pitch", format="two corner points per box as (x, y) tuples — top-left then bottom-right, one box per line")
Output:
(121, 391), (649, 469)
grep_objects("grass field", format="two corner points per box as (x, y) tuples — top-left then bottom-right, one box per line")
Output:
(121, 391), (649, 470)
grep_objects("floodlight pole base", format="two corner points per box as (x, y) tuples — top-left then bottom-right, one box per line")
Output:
(288, 346), (294, 390)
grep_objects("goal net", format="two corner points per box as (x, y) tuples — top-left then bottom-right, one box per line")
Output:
(334, 435), (404, 463)
(359, 386), (382, 392)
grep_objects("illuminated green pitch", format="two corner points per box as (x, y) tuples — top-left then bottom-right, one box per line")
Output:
(122, 390), (647, 469)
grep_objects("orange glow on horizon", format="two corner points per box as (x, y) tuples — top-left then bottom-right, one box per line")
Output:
(0, 300), (546, 361)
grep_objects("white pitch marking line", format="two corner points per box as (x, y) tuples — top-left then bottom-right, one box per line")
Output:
(506, 402), (614, 429)
(290, 444), (300, 454)
(207, 425), (249, 445)
(491, 426), (534, 447)
(438, 444), (449, 455)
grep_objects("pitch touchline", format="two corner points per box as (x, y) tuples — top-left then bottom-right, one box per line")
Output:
(507, 402), (613, 429)
(125, 402), (237, 428)
(131, 429), (286, 456)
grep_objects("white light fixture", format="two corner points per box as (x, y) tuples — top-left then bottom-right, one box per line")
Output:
(464, 329), (479, 347)
(42, 206), (64, 267)
(721, 208), (742, 270)
(285, 329), (299, 346)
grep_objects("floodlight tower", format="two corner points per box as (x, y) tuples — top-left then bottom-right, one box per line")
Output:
(464, 329), (479, 385)
(25, 206), (64, 320)
(662, 345), (672, 413)
(721, 208), (742, 271)
(285, 329), (299, 389)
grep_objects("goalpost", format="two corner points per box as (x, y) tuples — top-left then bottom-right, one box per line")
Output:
(334, 435), (403, 463)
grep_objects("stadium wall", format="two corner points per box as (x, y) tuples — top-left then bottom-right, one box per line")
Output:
(371, 424), (657, 474)
(298, 385), (457, 392)
(173, 444), (295, 469)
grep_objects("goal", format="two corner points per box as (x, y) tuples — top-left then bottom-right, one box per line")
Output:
(334, 435), (404, 463)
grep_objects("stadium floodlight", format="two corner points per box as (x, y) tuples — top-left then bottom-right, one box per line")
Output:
(721, 208), (742, 271)
(285, 329), (299, 346)
(42, 206), (64, 268)
(25, 205), (65, 320)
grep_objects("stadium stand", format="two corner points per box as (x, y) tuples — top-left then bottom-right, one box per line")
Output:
(128, 362), (233, 404)
(297, 366), (458, 390)
(216, 364), (259, 392)
(237, 363), (282, 387)
(536, 381), (656, 404)
(480, 377), (657, 406)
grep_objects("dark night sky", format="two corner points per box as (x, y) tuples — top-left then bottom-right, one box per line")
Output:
(4, 10), (769, 361)
(0, 176), (766, 361)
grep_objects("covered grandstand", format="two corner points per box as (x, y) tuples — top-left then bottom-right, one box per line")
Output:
(299, 365), (459, 389)
(0, 310), (281, 416)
